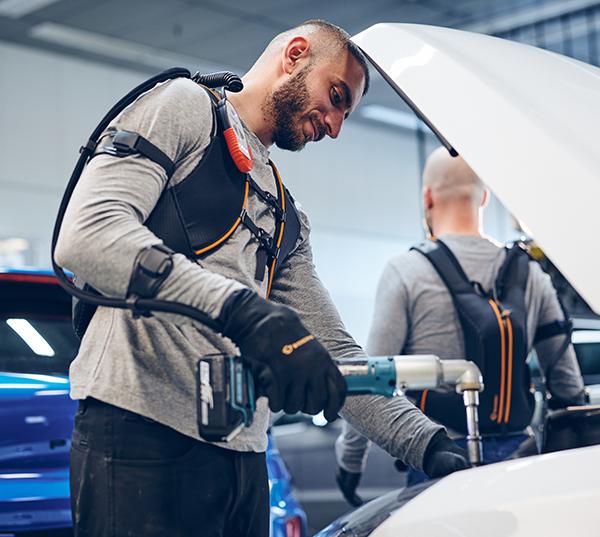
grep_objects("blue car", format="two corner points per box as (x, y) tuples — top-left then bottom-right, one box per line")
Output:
(0, 268), (306, 536)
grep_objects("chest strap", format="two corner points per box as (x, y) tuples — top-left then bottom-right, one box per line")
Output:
(238, 161), (288, 287)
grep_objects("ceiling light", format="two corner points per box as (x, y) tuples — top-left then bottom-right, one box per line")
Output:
(6, 319), (55, 357)
(0, 0), (60, 18)
(0, 237), (29, 253)
(572, 330), (600, 344)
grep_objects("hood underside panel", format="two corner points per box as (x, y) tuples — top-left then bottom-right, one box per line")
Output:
(353, 23), (600, 313)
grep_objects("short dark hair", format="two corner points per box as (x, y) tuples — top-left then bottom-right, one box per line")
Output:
(282, 19), (371, 96)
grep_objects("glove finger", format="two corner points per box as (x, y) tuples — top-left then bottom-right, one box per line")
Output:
(349, 491), (364, 508)
(282, 381), (305, 415)
(427, 452), (470, 478)
(256, 367), (283, 413)
(324, 367), (347, 422)
(303, 376), (328, 416)
(336, 469), (364, 507)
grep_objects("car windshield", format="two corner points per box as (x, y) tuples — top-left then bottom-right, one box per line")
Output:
(0, 276), (79, 375)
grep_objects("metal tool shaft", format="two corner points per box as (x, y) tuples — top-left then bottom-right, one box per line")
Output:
(463, 389), (483, 465)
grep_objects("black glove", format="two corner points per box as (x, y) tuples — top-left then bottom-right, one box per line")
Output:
(219, 289), (347, 421)
(393, 459), (408, 473)
(336, 467), (363, 507)
(422, 430), (471, 479)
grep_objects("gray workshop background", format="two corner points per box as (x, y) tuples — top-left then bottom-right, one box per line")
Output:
(1, 0), (598, 344)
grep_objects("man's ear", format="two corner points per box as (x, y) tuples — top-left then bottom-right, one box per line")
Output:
(423, 186), (434, 210)
(282, 36), (310, 74)
(481, 188), (490, 208)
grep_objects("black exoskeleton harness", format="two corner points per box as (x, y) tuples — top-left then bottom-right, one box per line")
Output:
(59, 68), (301, 339)
(141, 88), (299, 285)
(411, 238), (569, 435)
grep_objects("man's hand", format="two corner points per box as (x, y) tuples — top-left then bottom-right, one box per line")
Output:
(336, 467), (363, 507)
(423, 430), (470, 479)
(219, 289), (347, 421)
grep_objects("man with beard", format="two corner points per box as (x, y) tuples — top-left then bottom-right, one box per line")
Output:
(56, 20), (468, 537)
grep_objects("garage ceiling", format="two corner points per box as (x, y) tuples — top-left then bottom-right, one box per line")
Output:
(1, 0), (599, 124)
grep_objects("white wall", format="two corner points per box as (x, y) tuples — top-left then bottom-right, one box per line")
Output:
(0, 40), (515, 346)
(0, 40), (146, 266)
(271, 123), (423, 346)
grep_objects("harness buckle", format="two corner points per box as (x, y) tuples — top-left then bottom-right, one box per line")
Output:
(104, 131), (140, 157)
(255, 228), (272, 247)
(125, 296), (152, 319)
(79, 139), (97, 155)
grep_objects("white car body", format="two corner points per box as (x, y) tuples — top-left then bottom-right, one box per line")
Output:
(370, 445), (600, 536)
(346, 23), (600, 536)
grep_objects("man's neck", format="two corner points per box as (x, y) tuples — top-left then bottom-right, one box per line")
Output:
(434, 224), (482, 237)
(227, 79), (273, 148)
(432, 212), (482, 238)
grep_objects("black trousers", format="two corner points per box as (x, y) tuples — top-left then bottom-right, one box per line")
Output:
(70, 398), (269, 537)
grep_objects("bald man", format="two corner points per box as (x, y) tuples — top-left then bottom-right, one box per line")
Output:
(335, 147), (585, 504)
(57, 21), (469, 537)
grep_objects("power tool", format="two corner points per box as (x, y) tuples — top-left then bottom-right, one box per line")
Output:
(197, 353), (485, 464)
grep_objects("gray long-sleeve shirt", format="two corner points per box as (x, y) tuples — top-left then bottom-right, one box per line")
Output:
(55, 78), (441, 467)
(335, 234), (585, 473)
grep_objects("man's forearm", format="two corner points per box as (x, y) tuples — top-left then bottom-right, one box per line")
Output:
(536, 337), (585, 405)
(335, 422), (371, 473)
(341, 393), (443, 470)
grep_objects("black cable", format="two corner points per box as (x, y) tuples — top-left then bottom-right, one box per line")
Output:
(51, 66), (225, 335)
(192, 71), (243, 93)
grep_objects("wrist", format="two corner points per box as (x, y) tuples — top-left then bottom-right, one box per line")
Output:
(423, 430), (451, 469)
(218, 288), (263, 339)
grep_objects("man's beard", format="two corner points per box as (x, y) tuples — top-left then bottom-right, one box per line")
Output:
(263, 65), (325, 152)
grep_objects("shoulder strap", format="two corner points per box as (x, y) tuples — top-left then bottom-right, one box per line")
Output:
(265, 160), (301, 297)
(495, 243), (530, 299)
(95, 83), (221, 179)
(411, 238), (475, 296)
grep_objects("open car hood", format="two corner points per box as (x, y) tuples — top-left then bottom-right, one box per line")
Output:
(353, 24), (600, 313)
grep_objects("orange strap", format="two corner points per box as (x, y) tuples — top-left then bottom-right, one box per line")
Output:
(266, 160), (286, 299)
(193, 181), (250, 255)
(488, 299), (507, 424)
(504, 316), (514, 424)
(419, 389), (429, 413)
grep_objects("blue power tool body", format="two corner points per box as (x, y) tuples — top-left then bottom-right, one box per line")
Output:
(197, 355), (400, 442)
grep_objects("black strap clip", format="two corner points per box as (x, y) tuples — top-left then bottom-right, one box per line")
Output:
(104, 131), (140, 157)
(79, 139), (97, 155)
(264, 192), (284, 220)
(256, 228), (278, 257)
(126, 296), (152, 319)
(128, 243), (175, 299)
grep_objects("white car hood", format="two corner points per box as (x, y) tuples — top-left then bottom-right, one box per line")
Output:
(353, 24), (600, 313)
(369, 445), (600, 537)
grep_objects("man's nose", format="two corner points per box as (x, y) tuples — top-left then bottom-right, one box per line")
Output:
(325, 110), (344, 139)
